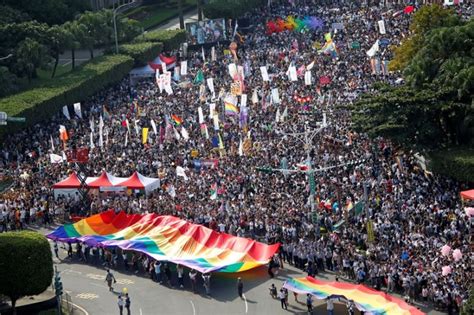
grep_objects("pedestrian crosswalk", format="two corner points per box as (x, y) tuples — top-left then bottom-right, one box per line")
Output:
(76, 292), (99, 300)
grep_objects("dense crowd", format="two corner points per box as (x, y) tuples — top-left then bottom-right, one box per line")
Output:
(0, 0), (472, 313)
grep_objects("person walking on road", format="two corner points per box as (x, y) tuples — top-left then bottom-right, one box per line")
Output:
(306, 294), (313, 314)
(189, 269), (197, 293)
(237, 277), (243, 298)
(279, 289), (288, 310)
(327, 298), (334, 315)
(177, 264), (184, 288)
(53, 240), (59, 259)
(106, 269), (117, 292)
(118, 295), (124, 315)
(202, 272), (211, 295)
(124, 293), (131, 315)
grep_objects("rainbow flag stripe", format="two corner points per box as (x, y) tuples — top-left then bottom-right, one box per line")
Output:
(225, 103), (239, 115)
(47, 210), (279, 273)
(283, 277), (424, 315)
(171, 114), (183, 126)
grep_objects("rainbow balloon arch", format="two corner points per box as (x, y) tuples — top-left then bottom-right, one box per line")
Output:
(283, 277), (424, 315)
(47, 210), (279, 273)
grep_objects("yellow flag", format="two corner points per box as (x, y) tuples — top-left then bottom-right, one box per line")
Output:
(142, 128), (149, 144)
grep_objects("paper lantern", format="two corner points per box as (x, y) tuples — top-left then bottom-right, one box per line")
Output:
(441, 244), (451, 256)
(441, 266), (452, 276)
(452, 249), (462, 262)
(465, 207), (474, 217)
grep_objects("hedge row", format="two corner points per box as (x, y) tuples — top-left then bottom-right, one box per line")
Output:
(0, 54), (134, 136)
(428, 148), (474, 182)
(134, 29), (186, 51)
(119, 42), (163, 66)
(203, 0), (265, 19)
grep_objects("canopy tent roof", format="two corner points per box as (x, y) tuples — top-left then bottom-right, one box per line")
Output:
(47, 210), (280, 273)
(119, 171), (160, 192)
(52, 171), (160, 193)
(460, 189), (474, 200)
(51, 172), (96, 189)
(87, 171), (127, 188)
(129, 54), (177, 77)
(283, 277), (424, 315)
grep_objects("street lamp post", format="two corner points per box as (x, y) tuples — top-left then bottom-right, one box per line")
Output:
(113, 1), (137, 54)
(0, 54), (13, 61)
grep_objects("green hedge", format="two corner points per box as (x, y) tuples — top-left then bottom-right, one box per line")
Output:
(0, 54), (134, 136)
(203, 0), (265, 19)
(134, 29), (186, 51)
(119, 42), (163, 66)
(428, 147), (474, 182)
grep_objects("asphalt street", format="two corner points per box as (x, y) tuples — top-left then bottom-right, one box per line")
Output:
(45, 235), (442, 315)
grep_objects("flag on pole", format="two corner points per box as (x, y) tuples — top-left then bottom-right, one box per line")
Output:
(62, 106), (70, 120)
(73, 103), (82, 119)
(211, 46), (216, 61)
(173, 126), (181, 140)
(201, 46), (206, 61)
(366, 40), (380, 57)
(171, 114), (183, 126)
(50, 135), (55, 152)
(176, 166), (189, 180)
(198, 107), (204, 124)
(305, 71), (312, 85)
(238, 138), (243, 156)
(200, 123), (209, 139)
(378, 20), (386, 35)
(252, 89), (258, 104)
(260, 66), (269, 81)
(194, 69), (204, 85)
(241, 94), (247, 108)
(142, 127), (149, 144)
(275, 107), (281, 123)
(213, 114), (219, 131)
(50, 153), (64, 164)
(150, 119), (157, 135)
(353, 201), (364, 216)
(180, 127), (189, 141)
(210, 183), (218, 200)
(90, 132), (95, 149)
(59, 125), (68, 141)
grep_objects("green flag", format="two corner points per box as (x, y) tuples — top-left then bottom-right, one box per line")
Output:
(353, 201), (364, 216)
(333, 219), (345, 231)
(194, 69), (204, 85)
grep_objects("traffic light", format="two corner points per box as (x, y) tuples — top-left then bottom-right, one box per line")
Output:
(54, 274), (63, 296)
(256, 167), (273, 174)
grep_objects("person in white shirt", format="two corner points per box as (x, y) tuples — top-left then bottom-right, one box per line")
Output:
(327, 298), (334, 315)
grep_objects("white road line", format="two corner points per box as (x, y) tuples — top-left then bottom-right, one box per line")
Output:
(70, 301), (90, 315)
(62, 60), (72, 66)
(242, 294), (248, 313)
(140, 308), (143, 315)
(189, 300), (196, 315)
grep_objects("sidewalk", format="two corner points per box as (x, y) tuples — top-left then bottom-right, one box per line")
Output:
(150, 10), (198, 31)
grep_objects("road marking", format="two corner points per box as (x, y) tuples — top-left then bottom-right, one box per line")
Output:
(63, 269), (82, 275)
(242, 294), (248, 313)
(76, 293), (99, 300)
(140, 308), (143, 315)
(69, 301), (90, 315)
(189, 300), (196, 315)
(86, 273), (105, 280)
(62, 60), (72, 66)
(116, 278), (135, 285)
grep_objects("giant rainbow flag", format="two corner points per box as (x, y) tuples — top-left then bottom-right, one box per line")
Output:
(283, 277), (424, 315)
(47, 210), (279, 273)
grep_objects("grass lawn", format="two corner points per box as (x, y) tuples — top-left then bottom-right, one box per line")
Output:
(125, 0), (196, 30)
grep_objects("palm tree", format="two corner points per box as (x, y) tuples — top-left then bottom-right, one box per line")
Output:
(48, 25), (73, 78)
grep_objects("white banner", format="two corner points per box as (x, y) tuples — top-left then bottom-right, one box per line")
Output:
(207, 78), (215, 94)
(150, 119), (157, 135)
(213, 114), (219, 131)
(73, 102), (82, 119)
(209, 103), (216, 119)
(241, 94), (247, 108)
(305, 71), (312, 86)
(260, 66), (269, 81)
(367, 40), (380, 57)
(62, 106), (70, 120)
(271, 88), (280, 104)
(288, 66), (298, 81)
(211, 46), (216, 61)
(228, 63), (237, 78)
(180, 61), (187, 75)
(378, 20), (386, 35)
(198, 106), (204, 124)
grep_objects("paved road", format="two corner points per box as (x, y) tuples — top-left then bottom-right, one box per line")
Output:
(149, 11), (199, 31)
(44, 233), (441, 315)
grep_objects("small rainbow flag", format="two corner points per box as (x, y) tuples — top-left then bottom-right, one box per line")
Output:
(225, 103), (239, 116)
(171, 114), (183, 126)
(283, 277), (424, 315)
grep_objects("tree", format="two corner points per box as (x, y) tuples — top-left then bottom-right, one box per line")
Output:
(461, 286), (474, 315)
(64, 20), (89, 69)
(13, 38), (50, 81)
(390, 4), (461, 71)
(47, 25), (73, 77)
(0, 231), (53, 314)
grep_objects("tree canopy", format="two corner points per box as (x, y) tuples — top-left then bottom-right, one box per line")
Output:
(0, 231), (54, 312)
(351, 7), (473, 181)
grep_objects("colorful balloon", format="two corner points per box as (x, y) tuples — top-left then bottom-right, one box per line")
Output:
(441, 266), (452, 276)
(441, 244), (451, 256)
(452, 249), (462, 262)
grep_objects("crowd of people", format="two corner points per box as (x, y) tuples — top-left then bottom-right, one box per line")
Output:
(0, 0), (472, 313)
